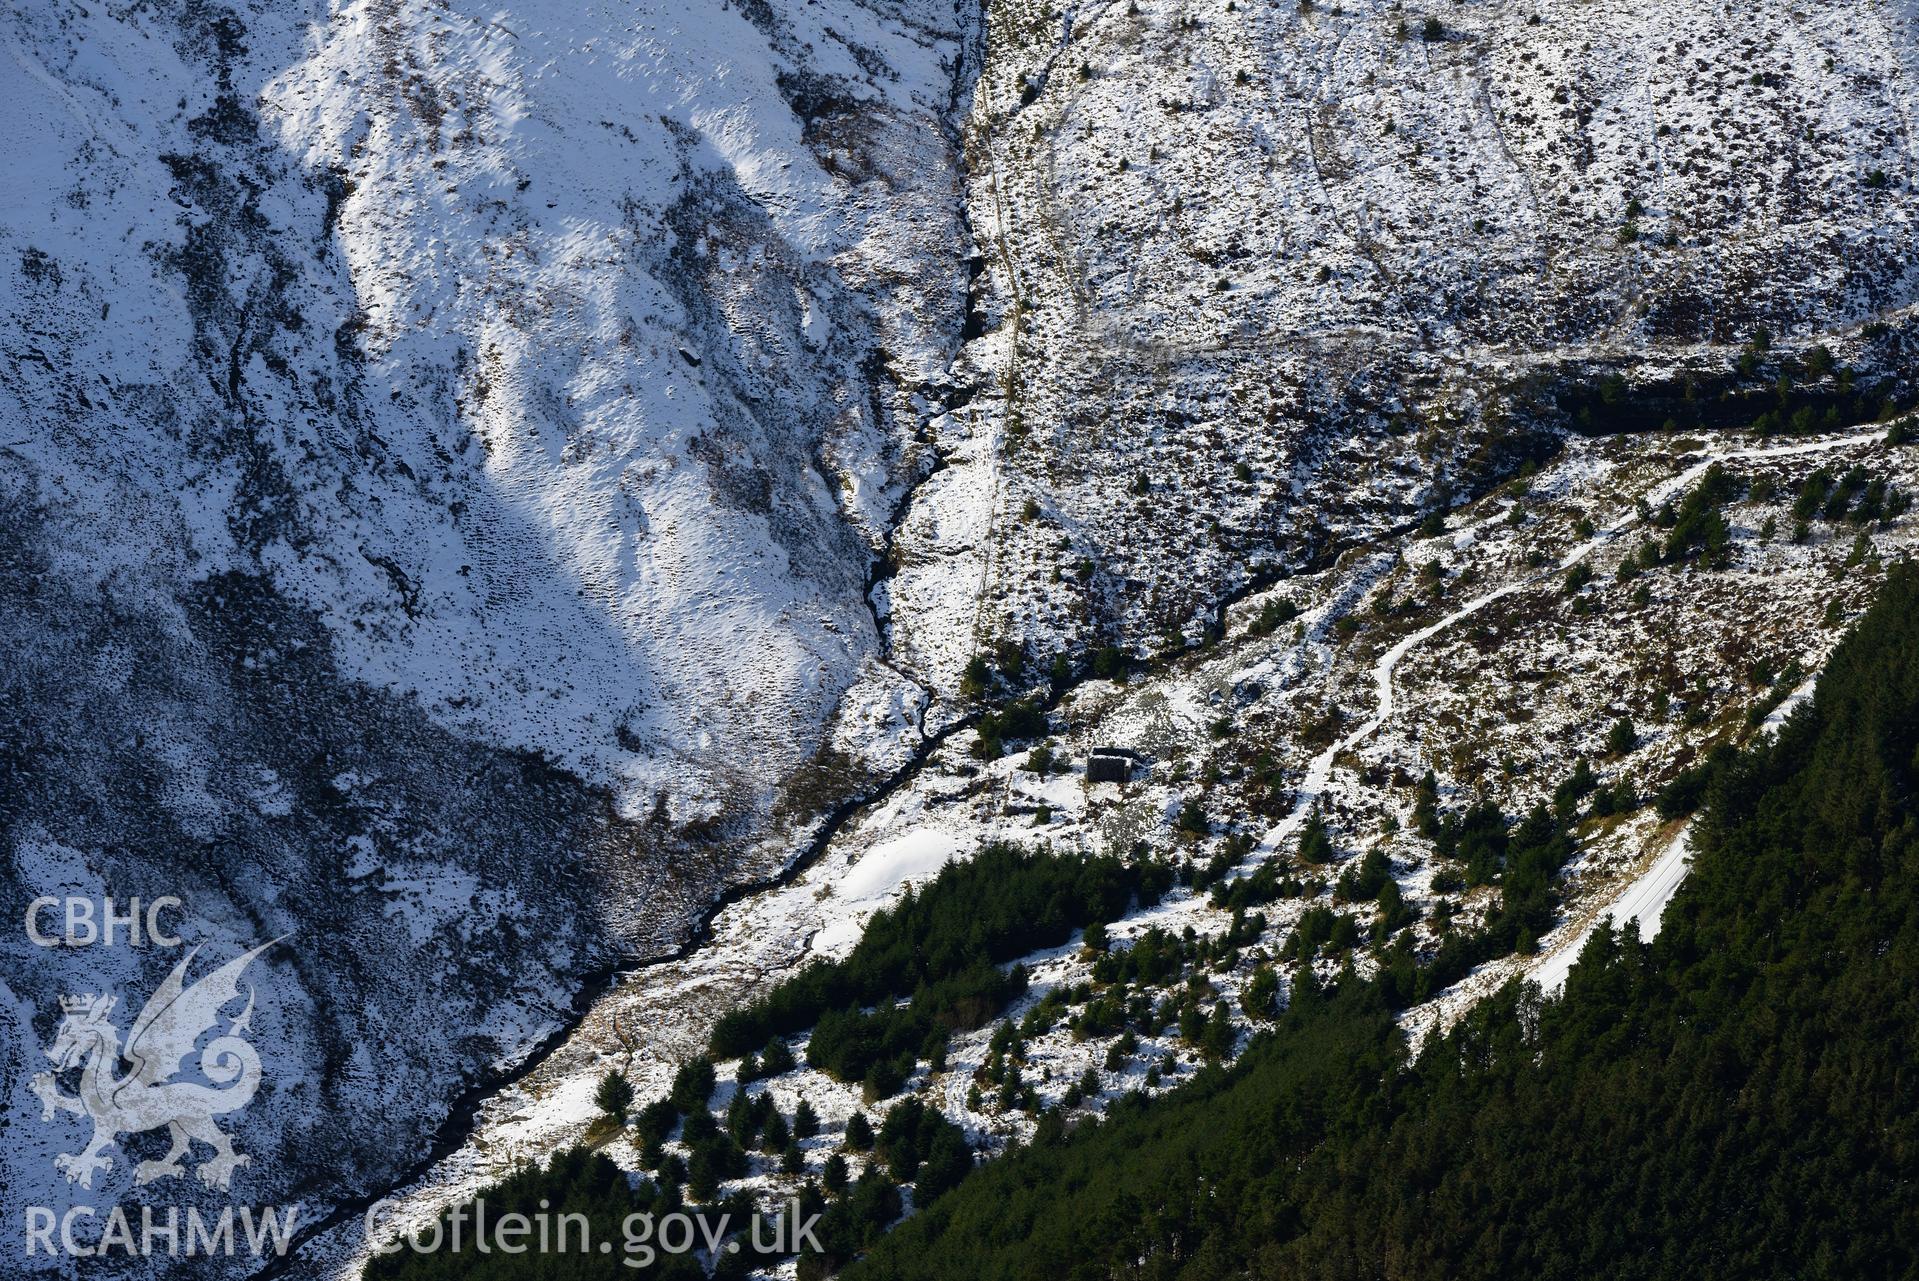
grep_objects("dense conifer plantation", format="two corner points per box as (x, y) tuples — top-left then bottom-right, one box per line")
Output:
(711, 842), (1171, 1082)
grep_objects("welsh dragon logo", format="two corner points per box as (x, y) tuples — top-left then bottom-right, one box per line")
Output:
(30, 939), (281, 1191)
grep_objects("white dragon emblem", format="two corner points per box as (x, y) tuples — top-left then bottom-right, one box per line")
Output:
(30, 939), (281, 1191)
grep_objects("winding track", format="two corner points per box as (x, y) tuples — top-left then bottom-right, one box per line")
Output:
(1251, 430), (1879, 863)
(1234, 429), (1881, 1044)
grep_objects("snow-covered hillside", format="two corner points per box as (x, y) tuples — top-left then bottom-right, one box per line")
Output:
(4, 0), (1918, 1275)
(888, 0), (1919, 703)
(2, 0), (975, 1269)
(4, 0), (975, 825)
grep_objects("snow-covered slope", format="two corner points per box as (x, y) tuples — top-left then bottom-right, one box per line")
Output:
(254, 0), (984, 810)
(1, 0), (975, 1267)
(4, 0), (974, 823)
(887, 0), (1919, 702)
(4, 0), (1917, 1273)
